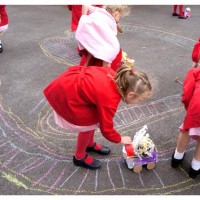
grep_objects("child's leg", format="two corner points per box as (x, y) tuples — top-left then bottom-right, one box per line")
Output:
(83, 52), (93, 67)
(189, 140), (200, 178)
(193, 140), (200, 161)
(172, 5), (179, 16)
(88, 131), (102, 150)
(178, 5), (184, 16)
(191, 141), (200, 170)
(75, 130), (95, 163)
(173, 5), (177, 13)
(88, 131), (95, 146)
(87, 131), (110, 155)
(79, 49), (92, 67)
(74, 130), (102, 169)
(178, 5), (187, 19)
(0, 35), (3, 53)
(175, 132), (190, 155)
(171, 132), (190, 168)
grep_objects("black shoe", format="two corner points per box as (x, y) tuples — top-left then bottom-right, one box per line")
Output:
(171, 152), (184, 168)
(86, 142), (110, 155)
(179, 15), (187, 19)
(189, 167), (200, 179)
(0, 43), (3, 53)
(73, 154), (101, 170)
(172, 13), (179, 16)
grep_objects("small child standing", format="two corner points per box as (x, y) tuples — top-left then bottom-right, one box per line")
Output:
(44, 65), (152, 170)
(67, 5), (82, 32)
(172, 5), (187, 19)
(0, 5), (8, 53)
(67, 5), (103, 57)
(75, 5), (130, 69)
(171, 43), (200, 178)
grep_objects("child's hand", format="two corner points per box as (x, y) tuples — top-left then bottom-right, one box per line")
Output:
(120, 136), (132, 144)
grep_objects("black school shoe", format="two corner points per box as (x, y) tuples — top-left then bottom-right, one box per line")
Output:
(172, 13), (179, 16)
(171, 152), (185, 168)
(179, 15), (187, 19)
(189, 167), (200, 179)
(86, 142), (110, 155)
(0, 43), (3, 53)
(73, 154), (101, 170)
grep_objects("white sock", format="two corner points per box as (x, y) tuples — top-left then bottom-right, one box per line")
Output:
(174, 148), (184, 159)
(191, 158), (200, 171)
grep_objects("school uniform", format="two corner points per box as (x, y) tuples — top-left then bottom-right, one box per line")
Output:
(44, 66), (122, 143)
(181, 68), (200, 140)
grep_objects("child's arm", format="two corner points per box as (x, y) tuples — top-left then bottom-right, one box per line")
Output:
(182, 69), (195, 110)
(97, 105), (132, 144)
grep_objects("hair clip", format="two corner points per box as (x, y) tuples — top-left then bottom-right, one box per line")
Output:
(130, 69), (134, 75)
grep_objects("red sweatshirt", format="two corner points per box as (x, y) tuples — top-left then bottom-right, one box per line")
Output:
(0, 5), (8, 27)
(44, 66), (122, 143)
(182, 68), (200, 130)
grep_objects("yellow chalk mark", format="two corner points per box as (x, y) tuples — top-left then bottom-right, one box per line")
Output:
(0, 92), (68, 153)
(0, 162), (77, 194)
(39, 37), (73, 66)
(2, 172), (28, 189)
(179, 166), (190, 177)
(35, 102), (76, 153)
(0, 153), (199, 195)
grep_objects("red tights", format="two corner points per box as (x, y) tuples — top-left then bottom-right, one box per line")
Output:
(173, 5), (184, 16)
(75, 130), (101, 164)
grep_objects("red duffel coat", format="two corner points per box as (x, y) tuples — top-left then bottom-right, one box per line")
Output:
(182, 68), (200, 130)
(44, 66), (122, 143)
(0, 5), (8, 27)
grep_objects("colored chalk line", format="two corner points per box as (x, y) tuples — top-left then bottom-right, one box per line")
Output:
(1, 80), (198, 195)
(1, 25), (199, 194)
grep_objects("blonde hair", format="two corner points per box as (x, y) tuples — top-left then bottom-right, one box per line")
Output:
(114, 65), (152, 99)
(104, 5), (130, 17)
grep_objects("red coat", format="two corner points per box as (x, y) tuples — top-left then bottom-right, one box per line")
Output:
(0, 5), (8, 27)
(182, 68), (200, 130)
(192, 37), (200, 63)
(44, 66), (121, 143)
(68, 5), (82, 31)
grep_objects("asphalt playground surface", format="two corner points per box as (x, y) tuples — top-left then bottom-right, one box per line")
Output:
(0, 5), (200, 195)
